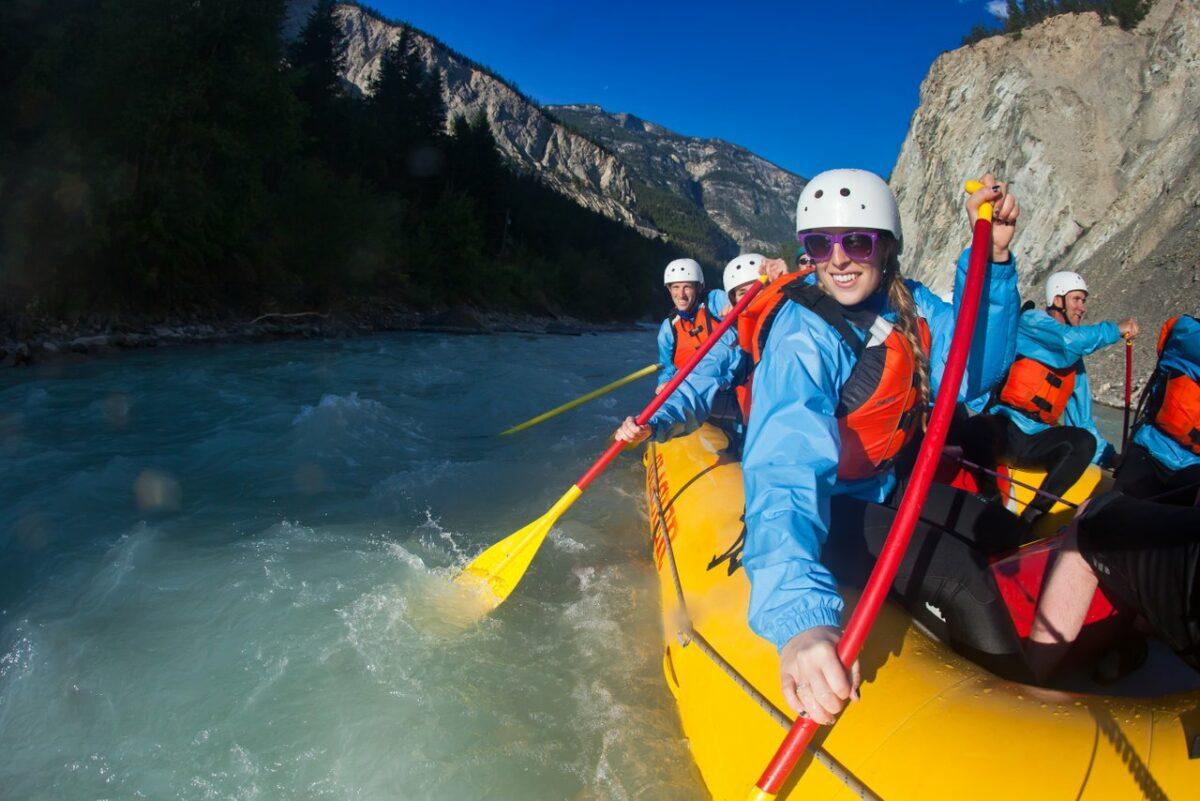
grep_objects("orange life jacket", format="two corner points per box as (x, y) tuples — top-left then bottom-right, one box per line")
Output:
(734, 272), (810, 420)
(996, 357), (1076, 425)
(737, 275), (931, 481)
(1157, 315), (1180, 355)
(1148, 316), (1200, 455)
(670, 302), (719, 371)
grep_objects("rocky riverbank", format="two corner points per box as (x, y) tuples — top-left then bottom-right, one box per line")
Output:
(0, 302), (639, 369)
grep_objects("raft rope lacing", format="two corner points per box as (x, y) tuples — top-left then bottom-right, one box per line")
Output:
(646, 440), (883, 801)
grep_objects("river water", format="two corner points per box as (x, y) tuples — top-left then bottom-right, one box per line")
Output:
(0, 332), (704, 800)
(0, 332), (1131, 801)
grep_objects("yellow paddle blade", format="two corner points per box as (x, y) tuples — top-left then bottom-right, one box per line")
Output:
(500, 363), (659, 435)
(455, 485), (583, 611)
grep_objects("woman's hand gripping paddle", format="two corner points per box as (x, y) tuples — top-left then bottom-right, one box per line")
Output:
(500, 363), (660, 436)
(458, 278), (766, 613)
(745, 180), (998, 800)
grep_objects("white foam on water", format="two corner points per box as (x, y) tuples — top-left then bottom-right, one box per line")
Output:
(550, 530), (588, 553)
(291, 392), (426, 461)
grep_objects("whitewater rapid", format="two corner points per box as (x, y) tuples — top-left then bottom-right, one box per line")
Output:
(0, 332), (702, 800)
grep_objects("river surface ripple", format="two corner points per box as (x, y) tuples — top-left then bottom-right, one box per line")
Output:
(0, 331), (703, 800)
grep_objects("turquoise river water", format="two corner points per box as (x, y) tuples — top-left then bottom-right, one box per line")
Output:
(0, 332), (706, 800)
(0, 331), (1130, 801)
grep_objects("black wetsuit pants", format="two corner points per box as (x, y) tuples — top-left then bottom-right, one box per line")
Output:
(824, 481), (1028, 675)
(956, 413), (1096, 522)
(1077, 492), (1200, 671)
(1114, 443), (1200, 507)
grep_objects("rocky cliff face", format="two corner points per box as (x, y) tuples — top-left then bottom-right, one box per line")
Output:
(548, 104), (807, 256)
(285, 2), (803, 262)
(891, 0), (1200, 403)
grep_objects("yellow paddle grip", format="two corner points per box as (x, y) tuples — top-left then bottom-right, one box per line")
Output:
(964, 180), (993, 221)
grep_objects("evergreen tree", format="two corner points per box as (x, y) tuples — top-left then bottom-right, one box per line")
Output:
(290, 0), (345, 112)
(1005, 0), (1025, 31)
(448, 112), (505, 240)
(366, 29), (447, 190)
(288, 0), (348, 160)
(1108, 0), (1149, 28)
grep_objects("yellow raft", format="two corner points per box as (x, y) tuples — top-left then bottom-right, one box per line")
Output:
(643, 425), (1200, 800)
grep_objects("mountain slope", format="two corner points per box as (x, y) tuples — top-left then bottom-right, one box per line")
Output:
(287, 2), (804, 264)
(890, 0), (1200, 403)
(548, 104), (807, 259)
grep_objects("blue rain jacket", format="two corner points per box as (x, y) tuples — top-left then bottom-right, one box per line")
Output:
(1133, 314), (1200, 472)
(742, 249), (1020, 650)
(992, 310), (1121, 464)
(656, 288), (730, 385)
(647, 327), (746, 442)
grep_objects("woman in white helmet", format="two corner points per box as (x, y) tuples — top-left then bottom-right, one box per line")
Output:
(654, 258), (730, 391)
(741, 170), (1023, 726)
(958, 270), (1140, 523)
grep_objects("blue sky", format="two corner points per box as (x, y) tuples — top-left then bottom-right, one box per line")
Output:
(363, 1), (1005, 178)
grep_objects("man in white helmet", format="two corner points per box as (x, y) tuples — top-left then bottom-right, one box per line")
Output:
(621, 253), (765, 448)
(960, 269), (1139, 523)
(654, 258), (730, 392)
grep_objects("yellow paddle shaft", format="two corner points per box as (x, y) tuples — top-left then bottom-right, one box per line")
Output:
(501, 363), (660, 435)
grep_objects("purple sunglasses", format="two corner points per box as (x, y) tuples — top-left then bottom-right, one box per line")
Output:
(797, 230), (881, 263)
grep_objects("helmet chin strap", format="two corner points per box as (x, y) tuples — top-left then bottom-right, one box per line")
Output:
(1047, 302), (1073, 327)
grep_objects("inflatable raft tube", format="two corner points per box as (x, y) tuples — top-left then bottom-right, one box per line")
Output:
(643, 424), (1200, 800)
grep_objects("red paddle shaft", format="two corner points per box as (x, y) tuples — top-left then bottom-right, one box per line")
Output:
(751, 215), (994, 797)
(576, 279), (764, 491)
(1122, 339), (1133, 452)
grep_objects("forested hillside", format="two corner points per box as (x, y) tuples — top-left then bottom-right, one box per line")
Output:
(0, 0), (676, 322)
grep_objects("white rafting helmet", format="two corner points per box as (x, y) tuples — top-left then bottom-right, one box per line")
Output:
(1045, 271), (1088, 307)
(723, 253), (764, 295)
(795, 169), (902, 250)
(663, 258), (704, 286)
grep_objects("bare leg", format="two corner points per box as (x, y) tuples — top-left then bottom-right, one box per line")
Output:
(1025, 519), (1099, 683)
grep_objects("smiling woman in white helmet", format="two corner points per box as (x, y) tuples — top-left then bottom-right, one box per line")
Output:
(737, 169), (1024, 727)
(654, 258), (731, 391)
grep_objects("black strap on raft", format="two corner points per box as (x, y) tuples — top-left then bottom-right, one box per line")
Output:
(645, 440), (882, 801)
(1131, 365), (1169, 441)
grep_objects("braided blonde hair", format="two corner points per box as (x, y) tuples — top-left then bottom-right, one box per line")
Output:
(883, 248), (931, 411)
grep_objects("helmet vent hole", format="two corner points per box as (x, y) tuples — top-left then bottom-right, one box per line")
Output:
(840, 187), (851, 197)
(814, 190), (823, 199)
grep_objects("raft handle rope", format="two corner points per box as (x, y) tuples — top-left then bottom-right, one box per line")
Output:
(951, 455), (1078, 510)
(645, 440), (883, 801)
(953, 457), (1200, 510)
